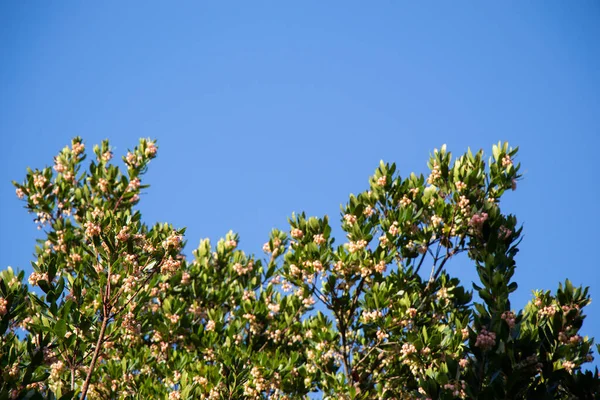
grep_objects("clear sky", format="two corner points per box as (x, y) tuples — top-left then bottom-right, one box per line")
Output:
(1, 1), (599, 370)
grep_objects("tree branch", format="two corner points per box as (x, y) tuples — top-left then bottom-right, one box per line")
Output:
(80, 305), (109, 399)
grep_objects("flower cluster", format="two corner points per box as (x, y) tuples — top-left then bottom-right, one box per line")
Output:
(443, 381), (467, 399)
(161, 256), (182, 275)
(362, 310), (383, 323)
(33, 174), (47, 188)
(455, 180), (467, 191)
(469, 212), (488, 231)
(145, 141), (157, 157)
(49, 361), (64, 380)
(205, 320), (216, 332)
(28, 271), (49, 286)
(0, 297), (7, 315)
(233, 261), (253, 276)
(401, 343), (417, 357)
(343, 214), (357, 225)
(313, 234), (326, 245)
(53, 159), (67, 173)
(399, 195), (412, 207)
(563, 360), (576, 374)
(72, 140), (85, 155)
(346, 239), (368, 253)
(290, 228), (304, 239)
(475, 328), (496, 351)
(376, 329), (389, 341)
(427, 163), (441, 185)
(84, 221), (101, 237)
(388, 222), (400, 236)
(430, 214), (443, 227)
(502, 154), (513, 168)
(538, 304), (557, 318)
(558, 330), (582, 345)
(457, 195), (470, 214)
(501, 311), (516, 329)
(116, 226), (130, 242)
(162, 232), (183, 250)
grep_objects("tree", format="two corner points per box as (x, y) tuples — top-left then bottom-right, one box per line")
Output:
(1, 138), (598, 399)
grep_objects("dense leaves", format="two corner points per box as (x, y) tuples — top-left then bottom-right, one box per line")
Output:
(1, 139), (598, 399)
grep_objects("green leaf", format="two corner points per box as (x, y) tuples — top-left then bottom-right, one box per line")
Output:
(55, 319), (67, 337)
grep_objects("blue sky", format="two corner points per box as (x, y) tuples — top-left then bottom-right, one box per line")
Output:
(1, 1), (599, 370)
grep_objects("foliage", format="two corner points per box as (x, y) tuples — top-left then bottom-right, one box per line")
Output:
(2, 138), (599, 399)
